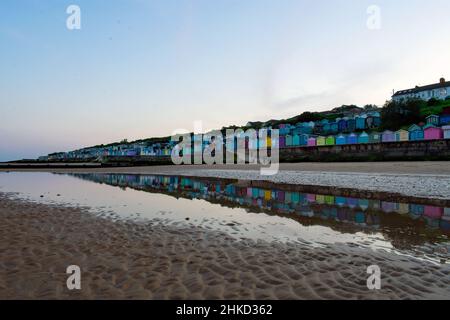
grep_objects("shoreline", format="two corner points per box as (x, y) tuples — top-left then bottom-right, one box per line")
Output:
(2, 162), (450, 200)
(1, 193), (449, 300)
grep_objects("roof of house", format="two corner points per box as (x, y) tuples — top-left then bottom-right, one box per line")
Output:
(392, 79), (450, 97)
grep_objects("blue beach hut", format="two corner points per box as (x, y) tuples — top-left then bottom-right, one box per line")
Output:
(358, 132), (369, 144)
(336, 134), (347, 145)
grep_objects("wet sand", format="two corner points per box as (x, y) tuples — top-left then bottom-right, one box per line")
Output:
(1, 193), (449, 300)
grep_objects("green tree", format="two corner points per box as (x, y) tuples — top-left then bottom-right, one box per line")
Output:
(380, 99), (425, 130)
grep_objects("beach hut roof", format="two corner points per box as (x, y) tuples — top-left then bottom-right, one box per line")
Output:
(396, 129), (408, 133)
(423, 124), (437, 130)
(382, 130), (394, 134)
(408, 124), (422, 131)
(426, 114), (439, 119)
(359, 131), (368, 136)
(442, 125), (450, 130)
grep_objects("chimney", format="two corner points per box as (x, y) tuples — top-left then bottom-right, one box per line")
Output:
(440, 77), (445, 84)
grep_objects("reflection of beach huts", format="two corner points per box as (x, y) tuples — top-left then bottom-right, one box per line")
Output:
(335, 196), (347, 206)
(336, 134), (347, 145)
(358, 132), (369, 144)
(424, 206), (443, 219)
(395, 129), (409, 142)
(325, 136), (335, 145)
(443, 126), (450, 139)
(382, 130), (396, 142)
(423, 125), (443, 140)
(409, 204), (424, 217)
(408, 124), (424, 141)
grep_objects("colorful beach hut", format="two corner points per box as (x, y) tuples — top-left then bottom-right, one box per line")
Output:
(347, 133), (358, 144)
(336, 134), (347, 145)
(423, 125), (443, 140)
(395, 129), (409, 142)
(356, 115), (367, 130)
(440, 107), (450, 125)
(347, 119), (356, 132)
(408, 124), (424, 141)
(381, 130), (396, 142)
(358, 132), (369, 144)
(286, 135), (293, 147)
(337, 118), (348, 132)
(279, 136), (286, 148)
(316, 136), (326, 146)
(369, 132), (381, 144)
(307, 137), (317, 147)
(443, 125), (450, 139)
(426, 114), (440, 126)
(325, 136), (335, 145)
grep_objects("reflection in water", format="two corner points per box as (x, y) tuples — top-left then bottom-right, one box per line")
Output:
(0, 172), (449, 264)
(67, 173), (450, 263)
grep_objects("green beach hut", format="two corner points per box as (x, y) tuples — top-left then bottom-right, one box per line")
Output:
(369, 132), (381, 144)
(325, 136), (335, 145)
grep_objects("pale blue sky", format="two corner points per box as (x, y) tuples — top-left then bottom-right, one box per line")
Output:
(1, 0), (450, 161)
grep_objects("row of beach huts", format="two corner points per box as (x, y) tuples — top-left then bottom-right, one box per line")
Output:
(43, 111), (450, 161)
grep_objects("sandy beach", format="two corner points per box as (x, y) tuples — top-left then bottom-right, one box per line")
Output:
(1, 192), (449, 300)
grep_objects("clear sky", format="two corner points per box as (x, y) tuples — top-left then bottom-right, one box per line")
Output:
(1, 0), (450, 161)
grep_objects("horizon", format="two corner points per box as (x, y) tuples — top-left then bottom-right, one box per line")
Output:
(2, 0), (450, 161)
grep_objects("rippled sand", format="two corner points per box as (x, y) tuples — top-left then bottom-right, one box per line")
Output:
(0, 193), (449, 300)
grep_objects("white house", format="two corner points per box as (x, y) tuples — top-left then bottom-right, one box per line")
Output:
(392, 78), (450, 102)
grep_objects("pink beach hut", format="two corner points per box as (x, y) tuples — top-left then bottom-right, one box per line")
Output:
(424, 206), (443, 219)
(307, 137), (317, 147)
(423, 125), (443, 140)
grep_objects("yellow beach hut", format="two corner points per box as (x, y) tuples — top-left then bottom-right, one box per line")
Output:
(316, 136), (326, 146)
(395, 129), (409, 142)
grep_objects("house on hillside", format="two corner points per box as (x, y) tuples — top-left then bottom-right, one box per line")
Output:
(392, 78), (450, 102)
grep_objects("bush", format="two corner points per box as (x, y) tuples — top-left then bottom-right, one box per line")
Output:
(381, 99), (425, 130)
(427, 98), (440, 106)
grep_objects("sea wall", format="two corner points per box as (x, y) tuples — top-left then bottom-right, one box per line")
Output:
(280, 139), (450, 162)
